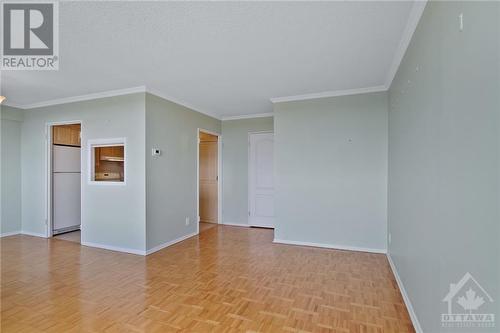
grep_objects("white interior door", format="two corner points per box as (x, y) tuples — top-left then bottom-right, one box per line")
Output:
(249, 132), (274, 228)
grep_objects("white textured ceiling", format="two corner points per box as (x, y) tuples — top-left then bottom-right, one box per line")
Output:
(1, 1), (415, 118)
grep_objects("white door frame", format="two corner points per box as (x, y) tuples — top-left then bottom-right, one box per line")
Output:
(45, 120), (83, 238)
(196, 128), (222, 235)
(248, 131), (274, 228)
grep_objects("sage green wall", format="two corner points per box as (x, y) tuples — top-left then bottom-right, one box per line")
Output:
(274, 92), (388, 252)
(388, 2), (499, 332)
(20, 93), (147, 252)
(145, 93), (221, 250)
(1, 106), (23, 235)
(221, 117), (274, 225)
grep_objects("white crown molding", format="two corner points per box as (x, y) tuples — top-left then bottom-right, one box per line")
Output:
(2, 101), (24, 109)
(384, 0), (427, 89)
(269, 2), (427, 103)
(387, 254), (423, 333)
(145, 88), (220, 120)
(17, 86), (147, 109)
(273, 238), (387, 254)
(221, 113), (274, 121)
(270, 85), (387, 104)
(6, 86), (222, 119)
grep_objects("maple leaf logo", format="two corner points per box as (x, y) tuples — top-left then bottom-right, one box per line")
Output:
(457, 288), (485, 314)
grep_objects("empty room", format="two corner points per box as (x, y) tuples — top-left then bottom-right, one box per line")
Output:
(0, 1), (498, 332)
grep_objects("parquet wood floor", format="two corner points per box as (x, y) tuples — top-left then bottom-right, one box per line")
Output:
(53, 230), (81, 243)
(199, 222), (217, 233)
(1, 225), (414, 332)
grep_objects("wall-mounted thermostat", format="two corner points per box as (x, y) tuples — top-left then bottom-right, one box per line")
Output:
(152, 148), (161, 156)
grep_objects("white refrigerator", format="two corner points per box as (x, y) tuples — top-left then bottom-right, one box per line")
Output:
(53, 145), (81, 234)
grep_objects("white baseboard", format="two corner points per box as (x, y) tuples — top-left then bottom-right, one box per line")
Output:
(386, 254), (423, 333)
(21, 231), (48, 238)
(0, 230), (21, 238)
(81, 241), (146, 255)
(222, 222), (249, 227)
(146, 231), (198, 255)
(273, 238), (387, 254)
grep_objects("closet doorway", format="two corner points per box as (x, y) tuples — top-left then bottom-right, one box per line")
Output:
(50, 123), (82, 243)
(197, 129), (221, 234)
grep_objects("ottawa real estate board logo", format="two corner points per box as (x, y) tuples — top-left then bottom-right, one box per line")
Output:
(1, 1), (59, 70)
(442, 272), (495, 329)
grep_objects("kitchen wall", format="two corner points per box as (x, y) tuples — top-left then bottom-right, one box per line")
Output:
(20, 93), (147, 252)
(273, 92), (388, 252)
(388, 1), (499, 331)
(221, 117), (274, 226)
(1, 105), (24, 236)
(145, 93), (221, 251)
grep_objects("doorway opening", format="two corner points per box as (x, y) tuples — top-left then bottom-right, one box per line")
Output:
(197, 129), (221, 234)
(49, 123), (82, 244)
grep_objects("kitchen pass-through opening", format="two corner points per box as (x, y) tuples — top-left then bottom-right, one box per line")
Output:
(93, 146), (125, 182)
(88, 138), (126, 185)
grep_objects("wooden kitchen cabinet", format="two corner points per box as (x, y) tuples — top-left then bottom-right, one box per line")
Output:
(98, 146), (124, 159)
(53, 124), (81, 146)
